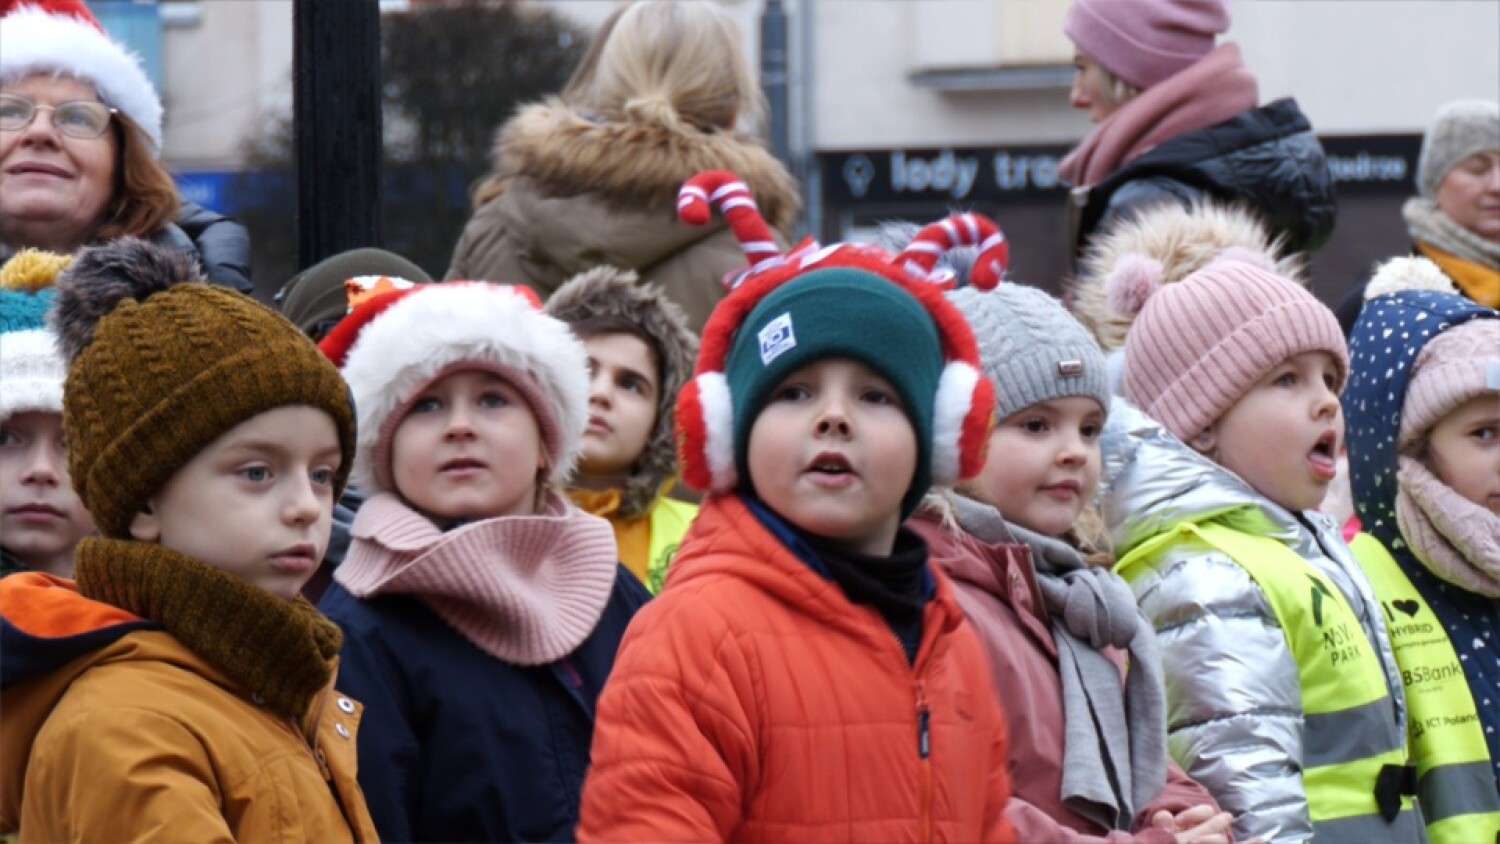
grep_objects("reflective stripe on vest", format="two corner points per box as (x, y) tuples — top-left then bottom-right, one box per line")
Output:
(1119, 522), (1422, 842)
(1350, 532), (1500, 844)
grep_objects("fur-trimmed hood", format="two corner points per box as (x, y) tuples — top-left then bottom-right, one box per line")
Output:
(1067, 200), (1305, 354)
(486, 98), (800, 235)
(546, 266), (699, 520)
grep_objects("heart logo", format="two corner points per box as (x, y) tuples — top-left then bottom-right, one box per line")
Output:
(1393, 600), (1420, 617)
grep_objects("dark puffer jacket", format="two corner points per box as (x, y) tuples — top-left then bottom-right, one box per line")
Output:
(151, 201), (253, 294)
(0, 202), (252, 295)
(320, 568), (649, 843)
(1074, 98), (1335, 258)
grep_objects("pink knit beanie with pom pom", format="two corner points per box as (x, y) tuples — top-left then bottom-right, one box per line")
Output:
(1110, 251), (1348, 441)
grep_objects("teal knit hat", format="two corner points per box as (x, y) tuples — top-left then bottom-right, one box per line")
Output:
(725, 267), (945, 518)
(674, 170), (1004, 521)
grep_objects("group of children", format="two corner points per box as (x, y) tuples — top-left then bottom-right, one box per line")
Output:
(0, 171), (1495, 843)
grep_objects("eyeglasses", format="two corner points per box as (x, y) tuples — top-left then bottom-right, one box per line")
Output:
(0, 93), (116, 140)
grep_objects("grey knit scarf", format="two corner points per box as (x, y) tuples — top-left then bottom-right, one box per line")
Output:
(1403, 197), (1500, 270)
(948, 493), (1168, 830)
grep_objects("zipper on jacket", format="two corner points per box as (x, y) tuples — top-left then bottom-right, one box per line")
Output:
(916, 680), (932, 844)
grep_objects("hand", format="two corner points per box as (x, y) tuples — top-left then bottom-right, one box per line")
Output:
(1151, 805), (1234, 844)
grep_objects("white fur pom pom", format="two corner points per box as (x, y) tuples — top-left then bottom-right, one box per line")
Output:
(1212, 245), (1277, 272)
(1364, 256), (1458, 301)
(1104, 254), (1165, 316)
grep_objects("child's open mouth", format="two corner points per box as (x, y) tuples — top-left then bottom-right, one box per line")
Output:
(1306, 431), (1338, 482)
(806, 452), (856, 487)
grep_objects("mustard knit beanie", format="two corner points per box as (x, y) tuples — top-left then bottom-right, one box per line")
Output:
(50, 238), (356, 539)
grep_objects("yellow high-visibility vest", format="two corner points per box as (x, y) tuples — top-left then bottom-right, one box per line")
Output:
(1119, 521), (1423, 842)
(1350, 532), (1500, 844)
(645, 497), (697, 595)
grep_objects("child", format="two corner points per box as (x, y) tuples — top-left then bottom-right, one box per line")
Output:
(0, 250), (94, 578)
(910, 280), (1232, 843)
(1343, 257), (1500, 844)
(1064, 199), (1306, 392)
(547, 265), (700, 593)
(0, 239), (376, 840)
(578, 180), (1015, 841)
(275, 246), (433, 342)
(315, 281), (650, 842)
(1100, 253), (1422, 842)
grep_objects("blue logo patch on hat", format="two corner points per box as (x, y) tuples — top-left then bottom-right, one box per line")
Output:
(758, 312), (796, 366)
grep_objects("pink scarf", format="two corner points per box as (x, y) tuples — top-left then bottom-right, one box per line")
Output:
(1060, 44), (1260, 189)
(1396, 456), (1500, 598)
(335, 491), (620, 665)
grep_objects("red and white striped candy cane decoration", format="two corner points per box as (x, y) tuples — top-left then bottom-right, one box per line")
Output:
(896, 213), (1010, 290)
(677, 170), (782, 272)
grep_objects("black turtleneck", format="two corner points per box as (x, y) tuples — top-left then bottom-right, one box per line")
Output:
(746, 496), (933, 665)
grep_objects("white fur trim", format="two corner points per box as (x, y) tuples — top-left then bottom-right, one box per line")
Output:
(1365, 255), (1458, 300)
(0, 328), (65, 419)
(931, 361), (979, 485)
(696, 371), (737, 491)
(339, 284), (590, 494)
(0, 6), (164, 150)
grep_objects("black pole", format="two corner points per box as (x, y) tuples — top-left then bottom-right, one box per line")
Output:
(293, 0), (383, 271)
(760, 0), (790, 168)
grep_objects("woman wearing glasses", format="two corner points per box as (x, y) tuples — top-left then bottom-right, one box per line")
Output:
(0, 0), (251, 293)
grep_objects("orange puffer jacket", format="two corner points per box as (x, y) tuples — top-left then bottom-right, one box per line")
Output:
(578, 494), (1016, 842)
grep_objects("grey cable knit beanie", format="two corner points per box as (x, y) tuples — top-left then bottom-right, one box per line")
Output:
(948, 284), (1110, 421)
(1417, 99), (1500, 199)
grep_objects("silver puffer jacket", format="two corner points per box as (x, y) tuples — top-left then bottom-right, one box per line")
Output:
(1099, 402), (1408, 843)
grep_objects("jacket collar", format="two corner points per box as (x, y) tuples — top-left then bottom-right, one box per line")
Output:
(670, 494), (968, 668)
(73, 537), (342, 719)
(491, 99), (801, 235)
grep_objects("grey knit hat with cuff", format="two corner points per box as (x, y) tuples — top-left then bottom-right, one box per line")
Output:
(1417, 99), (1500, 199)
(948, 284), (1110, 421)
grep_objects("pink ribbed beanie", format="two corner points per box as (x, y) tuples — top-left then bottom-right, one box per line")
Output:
(1400, 319), (1500, 449)
(1112, 253), (1348, 442)
(1064, 0), (1230, 90)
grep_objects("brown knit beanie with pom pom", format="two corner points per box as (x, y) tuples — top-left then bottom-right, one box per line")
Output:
(50, 238), (356, 539)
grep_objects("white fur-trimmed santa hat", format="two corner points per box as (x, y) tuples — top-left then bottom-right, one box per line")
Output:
(0, 0), (164, 150)
(319, 282), (591, 496)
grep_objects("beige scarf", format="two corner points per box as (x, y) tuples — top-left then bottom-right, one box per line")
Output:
(1396, 456), (1500, 597)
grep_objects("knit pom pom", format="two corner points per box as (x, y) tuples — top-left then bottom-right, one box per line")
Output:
(1364, 256), (1458, 301)
(1210, 245), (1277, 273)
(50, 237), (206, 365)
(0, 249), (71, 293)
(1104, 254), (1164, 316)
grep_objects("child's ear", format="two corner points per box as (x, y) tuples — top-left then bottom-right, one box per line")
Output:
(129, 502), (161, 543)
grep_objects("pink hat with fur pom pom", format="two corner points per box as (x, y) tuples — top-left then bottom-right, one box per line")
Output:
(1109, 252), (1347, 441)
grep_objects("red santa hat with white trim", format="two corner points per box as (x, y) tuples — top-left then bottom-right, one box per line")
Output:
(319, 282), (591, 496)
(0, 0), (164, 150)
(675, 170), (1008, 519)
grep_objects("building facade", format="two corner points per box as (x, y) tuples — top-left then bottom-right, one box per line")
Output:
(104, 0), (1500, 299)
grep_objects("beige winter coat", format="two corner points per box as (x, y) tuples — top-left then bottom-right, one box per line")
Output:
(447, 99), (801, 332)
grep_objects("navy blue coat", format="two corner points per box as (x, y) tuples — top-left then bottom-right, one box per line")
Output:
(320, 567), (649, 842)
(1344, 289), (1500, 779)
